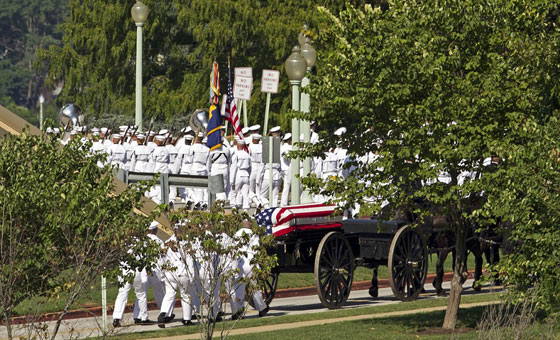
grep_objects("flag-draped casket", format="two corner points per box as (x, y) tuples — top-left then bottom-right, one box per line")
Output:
(255, 203), (342, 238)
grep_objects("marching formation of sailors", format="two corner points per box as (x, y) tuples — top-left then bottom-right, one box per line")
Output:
(111, 221), (268, 327)
(47, 121), (357, 210)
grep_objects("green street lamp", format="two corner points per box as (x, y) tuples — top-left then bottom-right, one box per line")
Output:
(131, 1), (148, 131)
(299, 37), (317, 203)
(285, 45), (307, 205)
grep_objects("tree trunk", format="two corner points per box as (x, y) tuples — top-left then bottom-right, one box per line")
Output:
(442, 225), (468, 329)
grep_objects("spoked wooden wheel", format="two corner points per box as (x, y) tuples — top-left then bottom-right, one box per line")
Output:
(388, 225), (428, 301)
(248, 270), (278, 308)
(314, 231), (355, 309)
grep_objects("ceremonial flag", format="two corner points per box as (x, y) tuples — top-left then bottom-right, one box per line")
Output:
(225, 59), (246, 150)
(207, 61), (222, 151)
(255, 203), (341, 237)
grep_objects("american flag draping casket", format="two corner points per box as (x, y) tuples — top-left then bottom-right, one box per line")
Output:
(255, 203), (342, 237)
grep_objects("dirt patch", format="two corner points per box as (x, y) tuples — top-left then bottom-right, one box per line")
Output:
(416, 327), (475, 335)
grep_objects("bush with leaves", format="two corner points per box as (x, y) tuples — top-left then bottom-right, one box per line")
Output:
(0, 131), (160, 340)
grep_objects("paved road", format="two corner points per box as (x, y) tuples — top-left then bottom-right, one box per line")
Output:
(0, 279), (502, 340)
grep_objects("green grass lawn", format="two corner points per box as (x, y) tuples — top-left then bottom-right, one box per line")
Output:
(97, 292), (502, 340)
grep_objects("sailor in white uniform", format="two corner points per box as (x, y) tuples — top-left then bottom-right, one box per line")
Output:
(280, 133), (292, 206)
(191, 132), (210, 209)
(230, 139), (252, 210)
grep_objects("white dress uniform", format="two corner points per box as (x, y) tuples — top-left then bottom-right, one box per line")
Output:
(230, 146), (252, 210)
(175, 141), (195, 203)
(166, 143), (179, 202)
(280, 139), (292, 206)
(107, 141), (127, 169)
(149, 143), (170, 203)
(257, 161), (282, 208)
(248, 141), (264, 202)
(209, 146), (231, 200)
(90, 140), (107, 168)
(133, 229), (165, 320)
(112, 252), (149, 323)
(231, 228), (267, 314)
(191, 142), (210, 207)
(122, 141), (135, 171)
(130, 142), (152, 173)
(159, 234), (195, 324)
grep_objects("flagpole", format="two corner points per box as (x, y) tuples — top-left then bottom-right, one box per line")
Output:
(243, 100), (248, 128)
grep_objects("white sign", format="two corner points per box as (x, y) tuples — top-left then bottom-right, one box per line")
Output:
(234, 76), (253, 100)
(261, 69), (280, 94)
(235, 67), (253, 80)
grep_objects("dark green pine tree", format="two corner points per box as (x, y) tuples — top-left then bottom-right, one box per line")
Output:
(38, 0), (376, 128)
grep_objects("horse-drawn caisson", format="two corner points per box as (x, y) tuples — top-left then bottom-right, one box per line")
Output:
(253, 202), (500, 310)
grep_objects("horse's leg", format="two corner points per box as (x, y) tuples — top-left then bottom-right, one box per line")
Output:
(432, 249), (448, 296)
(368, 265), (379, 298)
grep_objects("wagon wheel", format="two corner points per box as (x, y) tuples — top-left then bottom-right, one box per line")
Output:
(248, 270), (278, 308)
(388, 225), (428, 301)
(314, 231), (355, 309)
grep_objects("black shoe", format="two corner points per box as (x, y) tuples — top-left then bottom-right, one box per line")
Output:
(231, 311), (244, 320)
(157, 312), (167, 328)
(182, 319), (194, 326)
(138, 319), (154, 326)
(113, 319), (121, 327)
(164, 313), (175, 323)
(133, 318), (141, 324)
(258, 306), (269, 317)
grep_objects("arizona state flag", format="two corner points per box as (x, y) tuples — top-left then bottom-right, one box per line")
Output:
(207, 61), (222, 151)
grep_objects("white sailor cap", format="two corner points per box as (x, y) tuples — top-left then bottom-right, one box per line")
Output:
(119, 125), (128, 131)
(45, 127), (54, 134)
(249, 124), (260, 132)
(111, 133), (120, 139)
(185, 134), (194, 141)
(282, 133), (292, 141)
(252, 133), (262, 140)
(53, 127), (60, 133)
(91, 127), (100, 133)
(310, 120), (316, 126)
(155, 135), (166, 141)
(158, 129), (169, 135)
(92, 131), (100, 137)
(186, 126), (192, 132)
(241, 127), (250, 135)
(197, 131), (204, 137)
(100, 127), (108, 133)
(148, 221), (158, 230)
(202, 137), (207, 143)
(334, 127), (347, 136)
(136, 133), (146, 139)
(119, 132), (126, 137)
(270, 126), (281, 133)
(237, 138), (246, 145)
(148, 131), (156, 136)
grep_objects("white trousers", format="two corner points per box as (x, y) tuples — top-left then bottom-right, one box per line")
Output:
(113, 269), (148, 321)
(191, 169), (208, 206)
(210, 165), (230, 198)
(133, 271), (165, 319)
(259, 177), (282, 208)
(160, 272), (193, 321)
(234, 176), (250, 210)
(281, 171), (291, 206)
(249, 163), (264, 198)
(232, 259), (267, 312)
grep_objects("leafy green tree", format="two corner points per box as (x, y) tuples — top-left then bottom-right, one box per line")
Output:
(0, 131), (159, 340)
(38, 0), (375, 129)
(483, 114), (560, 317)
(303, 0), (560, 329)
